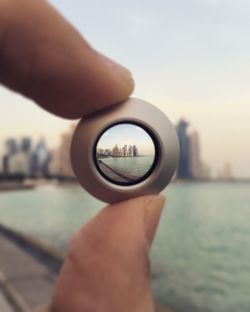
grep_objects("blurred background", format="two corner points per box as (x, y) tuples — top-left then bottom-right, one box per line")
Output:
(0, 0), (250, 311)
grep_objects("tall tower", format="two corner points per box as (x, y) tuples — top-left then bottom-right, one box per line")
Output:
(20, 137), (32, 153)
(49, 124), (75, 178)
(5, 138), (18, 155)
(112, 145), (119, 157)
(3, 138), (18, 176)
(35, 139), (49, 176)
(128, 145), (133, 156)
(176, 120), (191, 179)
(189, 131), (201, 179)
(133, 145), (139, 157)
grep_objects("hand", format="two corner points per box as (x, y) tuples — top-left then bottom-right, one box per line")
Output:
(0, 1), (166, 311)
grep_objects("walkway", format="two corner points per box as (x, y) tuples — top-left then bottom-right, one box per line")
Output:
(97, 160), (138, 183)
(0, 227), (57, 312)
(0, 225), (173, 312)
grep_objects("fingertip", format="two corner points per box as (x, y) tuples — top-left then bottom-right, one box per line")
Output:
(95, 194), (165, 247)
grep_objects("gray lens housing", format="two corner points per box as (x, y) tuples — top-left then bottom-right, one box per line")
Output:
(71, 98), (179, 203)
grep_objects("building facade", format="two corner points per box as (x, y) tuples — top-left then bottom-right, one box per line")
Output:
(189, 131), (202, 179)
(176, 120), (191, 179)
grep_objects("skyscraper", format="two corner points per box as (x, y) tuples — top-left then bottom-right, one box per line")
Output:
(123, 145), (128, 156)
(20, 137), (32, 153)
(189, 131), (202, 179)
(2, 155), (9, 176)
(35, 139), (49, 176)
(58, 129), (75, 177)
(112, 144), (120, 157)
(5, 138), (18, 155)
(176, 120), (191, 179)
(8, 153), (30, 175)
(218, 163), (233, 181)
(30, 152), (38, 177)
(49, 124), (75, 178)
(133, 145), (139, 157)
(128, 145), (133, 156)
(3, 138), (18, 176)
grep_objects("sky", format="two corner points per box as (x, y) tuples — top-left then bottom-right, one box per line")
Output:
(97, 124), (155, 155)
(0, 0), (250, 177)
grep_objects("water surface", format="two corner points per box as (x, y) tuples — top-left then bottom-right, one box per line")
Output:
(102, 156), (155, 177)
(0, 182), (249, 312)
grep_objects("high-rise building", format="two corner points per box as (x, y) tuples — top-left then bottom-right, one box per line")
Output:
(224, 163), (233, 180)
(20, 137), (32, 153)
(123, 145), (128, 156)
(201, 162), (211, 180)
(8, 153), (30, 175)
(49, 125), (75, 178)
(218, 163), (233, 181)
(2, 155), (9, 176)
(189, 131), (202, 179)
(176, 120), (191, 179)
(133, 145), (139, 156)
(2, 138), (31, 176)
(112, 144), (120, 157)
(49, 149), (61, 177)
(30, 152), (38, 176)
(128, 145), (133, 156)
(5, 138), (18, 155)
(0, 156), (3, 175)
(35, 139), (50, 176)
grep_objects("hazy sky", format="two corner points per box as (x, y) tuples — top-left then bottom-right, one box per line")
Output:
(97, 124), (155, 155)
(0, 0), (250, 177)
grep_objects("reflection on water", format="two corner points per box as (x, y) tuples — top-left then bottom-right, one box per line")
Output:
(0, 182), (250, 312)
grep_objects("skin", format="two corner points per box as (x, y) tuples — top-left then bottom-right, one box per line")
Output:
(0, 1), (166, 311)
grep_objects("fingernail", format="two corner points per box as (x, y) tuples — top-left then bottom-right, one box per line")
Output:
(144, 195), (166, 246)
(97, 52), (134, 85)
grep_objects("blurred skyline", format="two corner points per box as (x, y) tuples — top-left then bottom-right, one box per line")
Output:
(0, 0), (250, 177)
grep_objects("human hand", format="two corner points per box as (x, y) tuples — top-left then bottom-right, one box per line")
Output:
(50, 195), (165, 312)
(0, 1), (166, 311)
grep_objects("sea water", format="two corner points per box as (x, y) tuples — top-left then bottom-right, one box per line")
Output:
(0, 182), (250, 312)
(101, 156), (155, 177)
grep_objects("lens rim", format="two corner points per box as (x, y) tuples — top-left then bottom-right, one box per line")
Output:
(93, 121), (160, 186)
(71, 98), (180, 204)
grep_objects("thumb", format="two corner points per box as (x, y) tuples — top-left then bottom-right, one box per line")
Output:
(50, 195), (165, 312)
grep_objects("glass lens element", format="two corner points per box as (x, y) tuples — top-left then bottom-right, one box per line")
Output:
(95, 123), (156, 185)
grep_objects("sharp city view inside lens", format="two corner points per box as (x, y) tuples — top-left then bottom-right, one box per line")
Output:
(95, 123), (156, 185)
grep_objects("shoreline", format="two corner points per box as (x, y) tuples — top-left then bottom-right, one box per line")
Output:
(0, 179), (250, 192)
(0, 176), (250, 194)
(97, 159), (139, 182)
(0, 181), (35, 192)
(97, 155), (153, 158)
(0, 223), (174, 312)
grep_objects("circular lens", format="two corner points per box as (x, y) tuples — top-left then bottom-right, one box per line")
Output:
(95, 123), (157, 186)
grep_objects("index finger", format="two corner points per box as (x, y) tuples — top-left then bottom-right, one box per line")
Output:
(0, 0), (134, 118)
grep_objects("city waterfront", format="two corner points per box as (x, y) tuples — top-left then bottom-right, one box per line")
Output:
(0, 182), (250, 311)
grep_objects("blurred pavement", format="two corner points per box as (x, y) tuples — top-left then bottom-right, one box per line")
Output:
(0, 226), (173, 312)
(0, 232), (56, 312)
